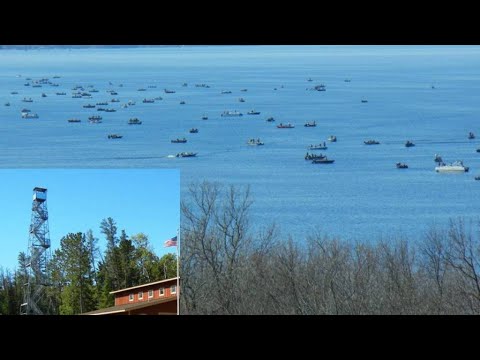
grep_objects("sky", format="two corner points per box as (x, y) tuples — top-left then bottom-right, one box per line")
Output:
(0, 169), (180, 270)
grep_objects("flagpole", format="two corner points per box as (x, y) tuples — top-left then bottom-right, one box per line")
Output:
(177, 227), (180, 316)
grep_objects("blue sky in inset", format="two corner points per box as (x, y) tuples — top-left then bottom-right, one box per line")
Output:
(0, 169), (179, 271)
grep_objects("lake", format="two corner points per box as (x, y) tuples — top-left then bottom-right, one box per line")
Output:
(1, 45), (479, 243)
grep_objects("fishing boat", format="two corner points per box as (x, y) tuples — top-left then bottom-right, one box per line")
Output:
(83, 104), (96, 108)
(142, 98), (155, 103)
(180, 101), (186, 105)
(266, 117), (275, 122)
(202, 115), (208, 120)
(239, 98), (245, 102)
(308, 143), (327, 150)
(164, 89), (176, 94)
(435, 161), (469, 173)
(247, 138), (264, 146)
(22, 97), (33, 102)
(304, 121), (316, 127)
(364, 140), (380, 145)
(312, 157), (334, 164)
(176, 152), (197, 158)
(361, 99), (368, 103)
(41, 93), (47, 97)
(128, 118), (142, 125)
(305, 153), (326, 160)
(277, 123), (295, 129)
(468, 132), (475, 139)
(4, 102), (10, 106)
(108, 134), (123, 139)
(247, 110), (260, 115)
(328, 135), (337, 142)
(22, 113), (39, 119)
(221, 111), (243, 117)
(171, 138), (187, 143)
(396, 162), (408, 169)
(189, 128), (199, 133)
(67, 119), (81, 123)
(405, 140), (415, 147)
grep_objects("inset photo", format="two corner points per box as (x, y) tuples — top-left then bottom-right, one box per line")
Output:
(0, 169), (180, 315)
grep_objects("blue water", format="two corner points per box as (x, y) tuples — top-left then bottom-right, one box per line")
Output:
(1, 45), (479, 242)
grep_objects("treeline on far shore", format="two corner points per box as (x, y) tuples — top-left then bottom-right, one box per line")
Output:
(181, 181), (480, 315)
(0, 218), (176, 315)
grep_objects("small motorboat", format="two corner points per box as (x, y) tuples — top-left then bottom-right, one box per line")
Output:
(396, 162), (408, 169)
(304, 121), (316, 127)
(108, 134), (123, 139)
(364, 140), (380, 145)
(405, 140), (415, 147)
(171, 138), (187, 143)
(328, 135), (337, 142)
(189, 128), (199, 133)
(468, 132), (475, 139)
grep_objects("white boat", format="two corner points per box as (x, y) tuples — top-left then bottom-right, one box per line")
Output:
(435, 161), (469, 173)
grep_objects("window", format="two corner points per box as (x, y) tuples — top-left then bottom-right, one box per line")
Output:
(138, 292), (143, 300)
(171, 285), (177, 295)
(148, 289), (153, 298)
(159, 287), (165, 297)
(129, 294), (134, 302)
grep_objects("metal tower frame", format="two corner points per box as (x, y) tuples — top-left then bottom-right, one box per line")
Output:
(20, 187), (52, 315)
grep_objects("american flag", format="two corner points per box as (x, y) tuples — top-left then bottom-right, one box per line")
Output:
(164, 236), (177, 247)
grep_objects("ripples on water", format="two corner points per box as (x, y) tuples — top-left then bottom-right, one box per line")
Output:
(1, 45), (479, 242)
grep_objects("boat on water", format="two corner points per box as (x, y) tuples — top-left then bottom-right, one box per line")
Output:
(189, 128), (199, 133)
(312, 157), (334, 164)
(128, 100), (136, 106)
(247, 110), (260, 115)
(240, 89), (248, 92)
(22, 113), (39, 119)
(305, 153), (326, 160)
(105, 109), (116, 112)
(239, 98), (245, 102)
(128, 118), (142, 125)
(277, 123), (295, 129)
(307, 78), (313, 82)
(247, 138), (264, 146)
(435, 161), (469, 173)
(202, 115), (208, 120)
(164, 89), (176, 94)
(361, 99), (368, 103)
(180, 101), (186, 105)
(10, 91), (18, 94)
(171, 138), (187, 143)
(266, 117), (275, 122)
(176, 152), (197, 158)
(221, 90), (232, 94)
(221, 111), (243, 117)
(405, 140), (415, 147)
(308, 143), (327, 150)
(22, 97), (33, 102)
(328, 135), (337, 142)
(304, 121), (316, 127)
(137, 88), (147, 91)
(83, 104), (96, 108)
(111, 98), (120, 103)
(4, 102), (10, 106)
(68, 119), (81, 123)
(468, 132), (475, 139)
(108, 134), (123, 139)
(314, 84), (326, 91)
(476, 149), (480, 153)
(396, 162), (408, 169)
(142, 98), (155, 103)
(154, 96), (163, 101)
(475, 176), (480, 181)
(182, 83), (188, 87)
(344, 79), (351, 82)
(41, 93), (47, 97)
(364, 140), (380, 145)
(56, 92), (66, 95)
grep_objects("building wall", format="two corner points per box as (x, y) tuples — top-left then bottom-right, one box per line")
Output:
(114, 279), (178, 306)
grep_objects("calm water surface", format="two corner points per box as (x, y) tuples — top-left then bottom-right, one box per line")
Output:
(1, 45), (479, 242)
